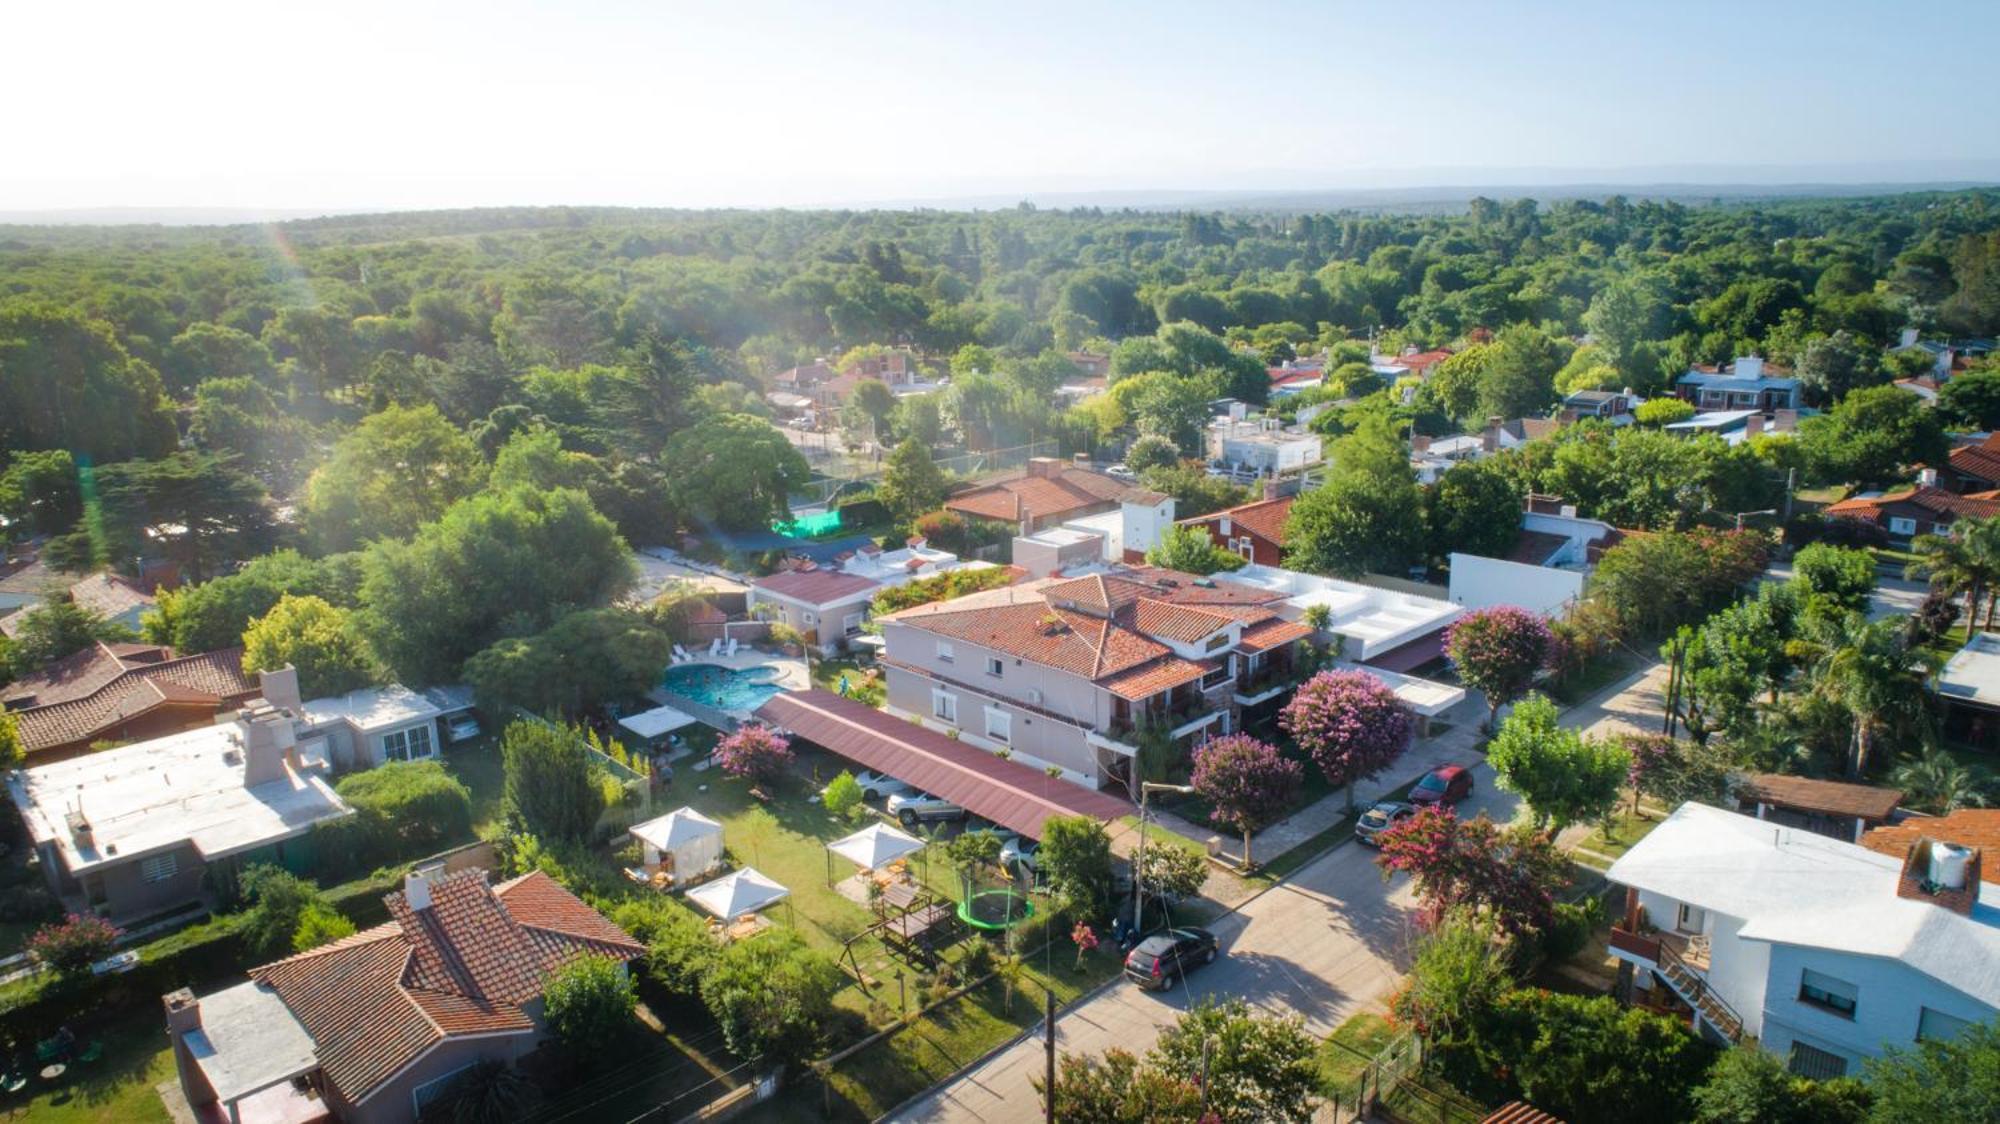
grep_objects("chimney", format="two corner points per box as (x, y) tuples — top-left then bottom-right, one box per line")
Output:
(1481, 418), (1501, 453)
(1263, 479), (1281, 502)
(66, 803), (94, 855)
(405, 869), (435, 912)
(1744, 414), (1763, 437)
(1026, 457), (1062, 479)
(1920, 466), (1940, 488)
(239, 703), (298, 787)
(1734, 356), (1764, 379)
(164, 988), (219, 1108)
(1411, 434), (1432, 453)
(259, 665), (303, 713)
(1902, 328), (1921, 348)
(1896, 838), (1981, 916)
(164, 988), (201, 1037)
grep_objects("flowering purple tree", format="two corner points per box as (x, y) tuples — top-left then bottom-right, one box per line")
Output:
(1280, 669), (1414, 812)
(27, 913), (122, 975)
(1444, 605), (1556, 733)
(1191, 733), (1304, 868)
(713, 724), (794, 786)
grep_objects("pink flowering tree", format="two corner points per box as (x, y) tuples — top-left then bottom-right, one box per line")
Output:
(27, 913), (122, 975)
(713, 724), (794, 786)
(1191, 733), (1305, 868)
(1372, 806), (1568, 939)
(1444, 605), (1556, 733)
(1071, 921), (1099, 970)
(1280, 669), (1414, 813)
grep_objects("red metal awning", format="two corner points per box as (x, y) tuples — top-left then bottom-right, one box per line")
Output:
(752, 690), (1133, 840)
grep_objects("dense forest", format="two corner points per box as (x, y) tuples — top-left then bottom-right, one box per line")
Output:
(5, 190), (2000, 692)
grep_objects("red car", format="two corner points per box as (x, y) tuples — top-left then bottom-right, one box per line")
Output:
(1408, 764), (1473, 807)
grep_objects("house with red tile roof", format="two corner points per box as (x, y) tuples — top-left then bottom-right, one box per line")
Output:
(876, 566), (1320, 791)
(945, 457), (1172, 543)
(1943, 433), (2000, 494)
(0, 641), (261, 759)
(164, 868), (644, 1124)
(1176, 494), (1294, 567)
(747, 542), (992, 656)
(1863, 810), (2000, 881)
(1824, 485), (2000, 544)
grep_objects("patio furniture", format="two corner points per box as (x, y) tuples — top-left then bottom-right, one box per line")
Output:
(673, 644), (693, 663)
(708, 639), (723, 657)
(724, 637), (739, 658)
(3, 1072), (25, 1094)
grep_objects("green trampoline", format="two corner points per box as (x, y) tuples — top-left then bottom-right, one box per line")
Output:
(957, 888), (1036, 931)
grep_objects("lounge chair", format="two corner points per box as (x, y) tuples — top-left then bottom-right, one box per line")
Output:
(724, 637), (739, 658)
(673, 644), (692, 663)
(708, 638), (723, 657)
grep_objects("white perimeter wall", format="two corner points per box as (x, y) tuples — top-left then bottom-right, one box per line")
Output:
(1447, 554), (1583, 617)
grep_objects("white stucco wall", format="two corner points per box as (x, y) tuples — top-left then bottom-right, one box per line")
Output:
(1756, 942), (1997, 1075)
(1447, 554), (1584, 617)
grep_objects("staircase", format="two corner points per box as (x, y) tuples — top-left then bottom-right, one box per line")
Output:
(1656, 940), (1743, 1043)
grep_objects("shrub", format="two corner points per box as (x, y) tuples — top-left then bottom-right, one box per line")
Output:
(713, 724), (794, 786)
(608, 899), (717, 1001)
(701, 928), (841, 1066)
(502, 719), (607, 843)
(1633, 398), (1696, 427)
(822, 770), (865, 821)
(27, 914), (121, 975)
(240, 865), (333, 961)
(332, 760), (474, 867)
(292, 904), (356, 952)
(543, 955), (636, 1065)
(1538, 896), (1603, 964)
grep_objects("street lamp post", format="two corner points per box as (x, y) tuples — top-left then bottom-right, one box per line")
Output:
(1133, 780), (1197, 935)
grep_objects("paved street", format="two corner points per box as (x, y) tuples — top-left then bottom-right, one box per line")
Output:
(893, 773), (1521, 1122)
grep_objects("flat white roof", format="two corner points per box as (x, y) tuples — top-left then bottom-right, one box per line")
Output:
(1344, 663), (1466, 717)
(301, 685), (440, 734)
(618, 704), (699, 740)
(1021, 526), (1103, 548)
(1230, 564), (1462, 659)
(8, 721), (351, 874)
(1609, 803), (2000, 1006)
(185, 979), (320, 1104)
(1940, 633), (2000, 709)
(1063, 511), (1124, 534)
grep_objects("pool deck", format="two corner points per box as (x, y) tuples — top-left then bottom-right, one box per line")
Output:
(650, 649), (809, 729)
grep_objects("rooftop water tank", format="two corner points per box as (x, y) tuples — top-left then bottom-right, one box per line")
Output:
(1930, 842), (1973, 890)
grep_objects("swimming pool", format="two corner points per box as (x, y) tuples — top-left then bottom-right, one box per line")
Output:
(660, 663), (785, 712)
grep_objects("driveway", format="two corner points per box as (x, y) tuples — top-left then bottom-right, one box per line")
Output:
(891, 778), (1521, 1122)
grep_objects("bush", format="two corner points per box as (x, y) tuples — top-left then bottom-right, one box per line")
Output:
(1633, 398), (1696, 427)
(240, 865), (334, 961)
(1123, 434), (1181, 473)
(332, 760), (474, 868)
(701, 928), (841, 1066)
(822, 770), (864, 821)
(1451, 989), (1716, 1124)
(713, 724), (794, 786)
(292, 903), (356, 952)
(608, 899), (717, 1001)
(27, 914), (121, 975)
(1537, 896), (1603, 964)
(543, 955), (636, 1065)
(502, 719), (607, 843)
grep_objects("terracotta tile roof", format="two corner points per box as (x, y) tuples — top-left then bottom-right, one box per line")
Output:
(1948, 435), (2000, 484)
(1183, 496), (1293, 547)
(946, 466), (1162, 524)
(1500, 417), (1563, 443)
(1861, 811), (2000, 881)
(1827, 486), (2000, 521)
(0, 641), (168, 707)
(3, 645), (259, 753)
(751, 567), (879, 606)
(65, 573), (153, 619)
(1237, 618), (1313, 653)
(1097, 656), (1214, 700)
(254, 870), (641, 1106)
(1132, 600), (1235, 644)
(1739, 773), (1904, 821)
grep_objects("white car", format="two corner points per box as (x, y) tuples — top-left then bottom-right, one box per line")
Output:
(1105, 464), (1138, 481)
(999, 836), (1039, 871)
(851, 771), (911, 800)
(446, 715), (482, 743)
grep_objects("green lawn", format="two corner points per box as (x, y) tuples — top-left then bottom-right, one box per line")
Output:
(0, 1021), (174, 1123)
(1316, 1011), (1398, 1101)
(810, 658), (886, 708)
(1570, 802), (1668, 871)
(1544, 649), (1643, 707)
(444, 734), (507, 836)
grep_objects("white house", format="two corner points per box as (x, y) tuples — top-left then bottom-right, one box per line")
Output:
(300, 684), (445, 769)
(1607, 803), (1999, 1080)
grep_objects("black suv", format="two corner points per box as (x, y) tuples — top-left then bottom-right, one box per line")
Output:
(1123, 927), (1220, 990)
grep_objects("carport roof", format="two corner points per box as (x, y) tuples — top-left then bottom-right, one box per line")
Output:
(752, 689), (1133, 839)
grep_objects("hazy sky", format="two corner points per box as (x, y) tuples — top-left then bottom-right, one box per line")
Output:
(9, 0), (1999, 213)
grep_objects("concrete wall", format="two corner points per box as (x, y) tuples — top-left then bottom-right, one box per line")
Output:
(1446, 554), (1584, 616)
(1758, 942), (1996, 1076)
(1120, 497), (1176, 558)
(94, 842), (209, 920)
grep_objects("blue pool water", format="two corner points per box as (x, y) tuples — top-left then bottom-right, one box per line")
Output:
(660, 663), (785, 711)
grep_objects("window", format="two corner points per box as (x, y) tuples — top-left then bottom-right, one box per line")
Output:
(843, 612), (864, 636)
(1889, 517), (1918, 536)
(986, 656), (1004, 678)
(412, 1063), (478, 1118)
(140, 852), (178, 884)
(984, 706), (1011, 744)
(931, 689), (957, 724)
(936, 640), (955, 663)
(1026, 688), (1043, 706)
(802, 611), (818, 626)
(1787, 1042), (1849, 1081)
(1204, 632), (1230, 652)
(1676, 903), (1707, 933)
(1798, 969), (1858, 1018)
(382, 724), (436, 763)
(1201, 665), (1230, 689)
(1919, 1006), (1973, 1043)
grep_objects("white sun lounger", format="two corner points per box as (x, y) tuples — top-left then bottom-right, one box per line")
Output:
(672, 644), (692, 664)
(724, 637), (739, 658)
(708, 638), (723, 657)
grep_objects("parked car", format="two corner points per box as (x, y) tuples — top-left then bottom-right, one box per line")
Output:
(1354, 800), (1416, 846)
(1105, 464), (1138, 481)
(999, 836), (1039, 871)
(851, 771), (911, 800)
(1123, 927), (1220, 990)
(887, 791), (967, 827)
(1408, 765), (1474, 808)
(445, 714), (482, 743)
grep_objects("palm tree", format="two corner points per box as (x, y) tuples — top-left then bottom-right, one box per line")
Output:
(1912, 516), (2000, 634)
(1891, 745), (1992, 814)
(1813, 617), (1939, 776)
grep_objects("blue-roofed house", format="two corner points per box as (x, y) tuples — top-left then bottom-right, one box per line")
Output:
(1676, 356), (1802, 412)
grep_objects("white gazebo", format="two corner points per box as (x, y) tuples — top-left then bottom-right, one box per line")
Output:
(618, 704), (699, 747)
(628, 807), (724, 888)
(825, 822), (923, 884)
(685, 867), (790, 923)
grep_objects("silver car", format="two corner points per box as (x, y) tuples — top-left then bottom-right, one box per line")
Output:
(887, 791), (967, 827)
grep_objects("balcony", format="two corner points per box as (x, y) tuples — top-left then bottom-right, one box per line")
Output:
(1233, 664), (1301, 707)
(1090, 699), (1225, 752)
(1611, 927), (1737, 1043)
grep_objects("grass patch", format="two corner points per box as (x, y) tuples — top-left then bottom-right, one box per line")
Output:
(444, 734), (506, 836)
(1249, 819), (1357, 885)
(811, 658), (885, 708)
(1575, 804), (1666, 869)
(1316, 1011), (1399, 1101)
(1544, 649), (1643, 706)
(0, 1020), (174, 1123)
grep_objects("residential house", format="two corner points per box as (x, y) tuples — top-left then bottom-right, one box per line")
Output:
(946, 457), (1175, 552)
(876, 567), (1320, 790)
(1675, 357), (1803, 412)
(1864, 810), (2000, 881)
(1176, 493), (1294, 567)
(1011, 526), (1112, 579)
(1410, 434), (1490, 484)
(1608, 803), (1999, 1079)
(772, 358), (838, 393)
(1664, 408), (1804, 446)
(300, 685), (446, 769)
(748, 541), (985, 655)
(1824, 486), (2000, 544)
(1443, 501), (1623, 617)
(1734, 774), (1905, 844)
(0, 641), (261, 760)
(1376, 347), (1453, 381)
(165, 868), (645, 1124)
(1518, 499), (1622, 568)
(1942, 432), (2000, 494)
(1205, 416), (1323, 475)
(1935, 631), (2000, 749)
(1066, 351), (1111, 378)
(1890, 328), (1996, 381)
(9, 681), (351, 920)
(0, 564), (156, 640)
(1561, 389), (1638, 422)
(1223, 563), (1465, 674)
(1482, 416), (1564, 452)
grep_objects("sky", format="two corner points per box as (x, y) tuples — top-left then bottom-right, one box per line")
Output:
(7, 0), (2000, 215)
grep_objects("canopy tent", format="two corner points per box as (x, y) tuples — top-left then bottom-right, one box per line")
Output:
(618, 704), (699, 743)
(629, 806), (724, 886)
(827, 823), (923, 872)
(686, 867), (790, 922)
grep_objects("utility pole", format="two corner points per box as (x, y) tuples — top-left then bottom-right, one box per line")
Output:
(1132, 781), (1197, 934)
(1044, 988), (1057, 1124)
